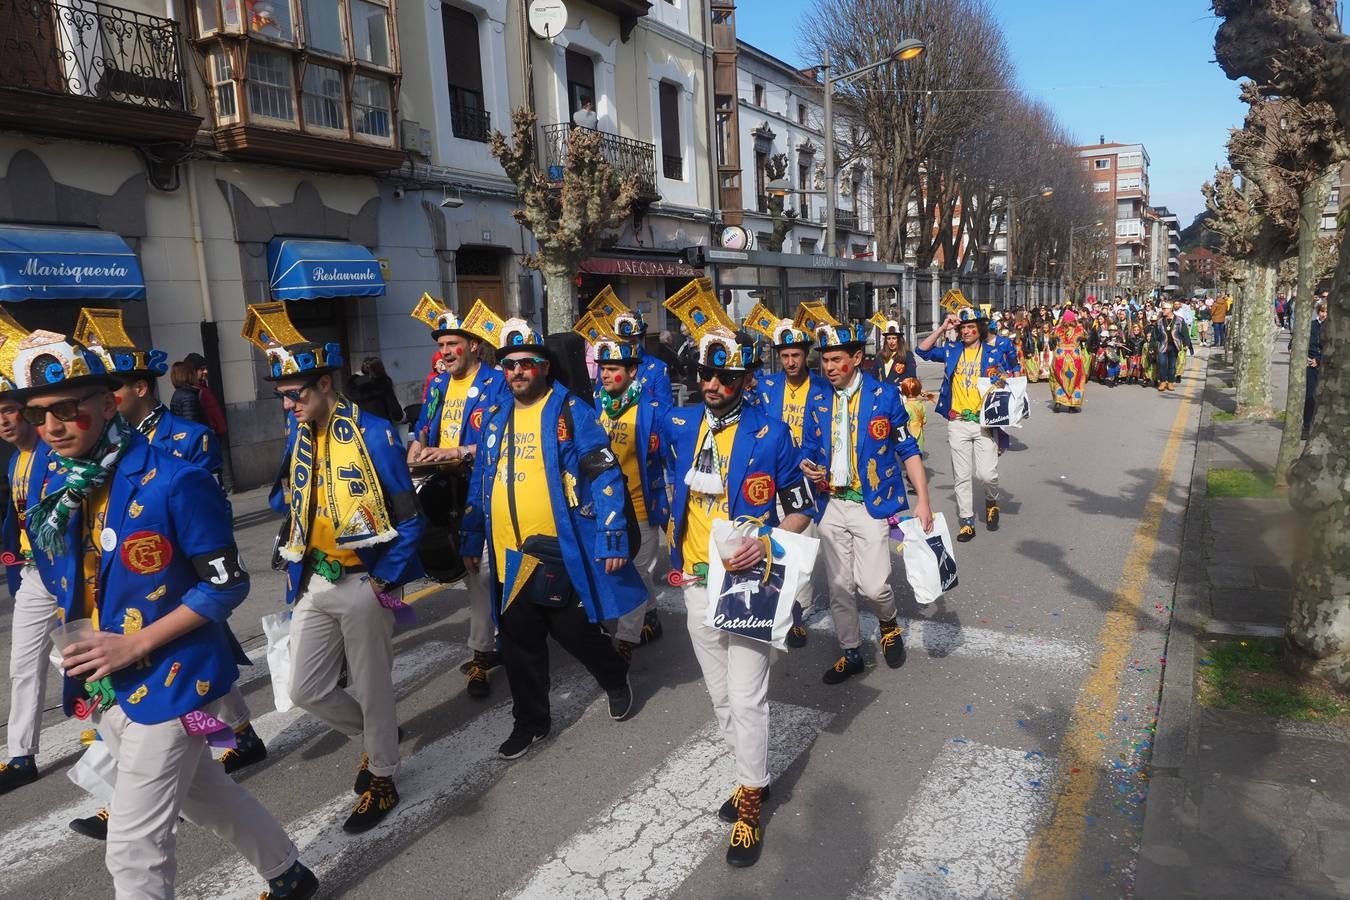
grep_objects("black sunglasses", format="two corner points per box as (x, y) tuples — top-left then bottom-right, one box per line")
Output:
(697, 366), (744, 384)
(20, 390), (107, 426)
(500, 357), (547, 372)
(273, 378), (321, 403)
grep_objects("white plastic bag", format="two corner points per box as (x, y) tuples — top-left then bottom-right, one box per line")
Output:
(703, 519), (820, 650)
(898, 512), (959, 605)
(261, 611), (294, 713)
(978, 375), (1031, 428)
(67, 739), (118, 803)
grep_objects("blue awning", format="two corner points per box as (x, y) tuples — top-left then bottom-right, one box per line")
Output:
(267, 238), (385, 300)
(0, 225), (146, 301)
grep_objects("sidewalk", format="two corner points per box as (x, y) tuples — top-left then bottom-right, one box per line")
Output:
(1137, 341), (1350, 899)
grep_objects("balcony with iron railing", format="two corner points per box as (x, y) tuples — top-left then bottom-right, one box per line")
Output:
(835, 209), (859, 231)
(0, 0), (201, 143)
(541, 123), (658, 200)
(451, 101), (491, 143)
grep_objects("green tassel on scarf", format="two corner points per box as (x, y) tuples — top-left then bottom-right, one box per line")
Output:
(27, 415), (131, 556)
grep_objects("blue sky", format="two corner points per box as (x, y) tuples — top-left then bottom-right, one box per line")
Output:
(737, 0), (1245, 225)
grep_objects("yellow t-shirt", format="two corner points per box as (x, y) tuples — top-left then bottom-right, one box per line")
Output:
(305, 429), (363, 570)
(951, 345), (983, 415)
(80, 483), (111, 621)
(489, 390), (559, 579)
(782, 378), (810, 446)
(904, 398), (927, 451)
(437, 368), (477, 449)
(12, 448), (33, 557)
(680, 422), (738, 569)
(828, 388), (863, 492)
(600, 403), (649, 524)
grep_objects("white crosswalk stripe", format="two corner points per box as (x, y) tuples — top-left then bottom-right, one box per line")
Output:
(178, 667), (605, 900)
(507, 701), (832, 899)
(0, 640), (458, 897)
(850, 741), (1057, 899)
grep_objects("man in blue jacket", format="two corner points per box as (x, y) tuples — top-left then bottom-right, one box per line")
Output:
(592, 339), (669, 662)
(407, 296), (508, 699)
(15, 328), (315, 900)
(801, 323), (933, 684)
(917, 308), (1011, 542)
(246, 302), (424, 835)
(461, 320), (644, 761)
(609, 305), (675, 406)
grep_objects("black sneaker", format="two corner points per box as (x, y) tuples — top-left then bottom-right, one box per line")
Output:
(69, 807), (109, 841)
(343, 775), (399, 834)
(879, 627), (906, 669)
(498, 726), (549, 760)
(0, 755), (38, 794)
(465, 662), (491, 700)
(219, 724), (268, 774)
(822, 649), (865, 685)
(785, 625), (808, 649)
(727, 818), (763, 868)
(639, 610), (663, 645)
(608, 675), (634, 721)
(458, 650), (503, 675)
(957, 519), (976, 543)
(262, 860), (319, 899)
(718, 784), (771, 823)
(353, 753), (371, 795)
(985, 504), (1000, 532)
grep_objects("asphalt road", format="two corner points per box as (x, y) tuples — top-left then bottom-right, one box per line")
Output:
(0, 350), (1205, 900)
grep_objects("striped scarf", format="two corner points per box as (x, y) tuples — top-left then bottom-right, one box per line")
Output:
(685, 401), (742, 496)
(28, 415), (130, 556)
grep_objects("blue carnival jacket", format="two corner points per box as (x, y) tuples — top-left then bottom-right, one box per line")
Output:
(990, 334), (1023, 375)
(756, 371), (832, 446)
(801, 373), (921, 520)
(594, 351), (674, 408)
(2, 440), (54, 596)
(269, 404), (425, 605)
(592, 395), (671, 530)
(32, 434), (249, 726)
(143, 407), (223, 477)
(414, 363), (506, 449)
(916, 341), (1016, 419)
(659, 402), (812, 573)
(462, 387), (646, 623)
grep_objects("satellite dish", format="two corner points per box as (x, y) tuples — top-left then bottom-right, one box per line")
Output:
(528, 0), (568, 39)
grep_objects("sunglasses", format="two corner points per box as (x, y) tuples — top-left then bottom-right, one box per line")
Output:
(273, 378), (320, 403)
(697, 366), (744, 384)
(500, 357), (546, 373)
(21, 390), (106, 426)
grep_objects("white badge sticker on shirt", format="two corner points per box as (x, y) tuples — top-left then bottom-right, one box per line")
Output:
(467, 386), (480, 399)
(100, 528), (117, 552)
(486, 434), (496, 448)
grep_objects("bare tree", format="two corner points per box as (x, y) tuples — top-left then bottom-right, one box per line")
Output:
(490, 109), (640, 334)
(1212, 0), (1350, 689)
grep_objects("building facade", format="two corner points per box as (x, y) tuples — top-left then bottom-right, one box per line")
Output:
(1076, 140), (1152, 286)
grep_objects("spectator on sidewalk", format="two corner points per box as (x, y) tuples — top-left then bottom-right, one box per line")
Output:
(181, 352), (234, 490)
(1210, 294), (1230, 347)
(169, 361), (206, 424)
(1303, 299), (1327, 440)
(349, 357), (405, 427)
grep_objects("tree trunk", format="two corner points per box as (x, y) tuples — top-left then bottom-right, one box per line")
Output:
(1285, 213), (1350, 689)
(1276, 169), (1335, 485)
(543, 264), (578, 336)
(1235, 255), (1276, 416)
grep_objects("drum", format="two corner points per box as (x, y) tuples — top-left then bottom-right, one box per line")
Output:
(415, 469), (469, 583)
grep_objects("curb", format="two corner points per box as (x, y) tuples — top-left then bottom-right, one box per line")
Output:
(1135, 350), (1215, 896)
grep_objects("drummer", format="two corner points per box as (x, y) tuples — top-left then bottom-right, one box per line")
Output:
(407, 295), (507, 699)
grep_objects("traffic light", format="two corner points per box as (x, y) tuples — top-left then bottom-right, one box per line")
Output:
(846, 281), (872, 320)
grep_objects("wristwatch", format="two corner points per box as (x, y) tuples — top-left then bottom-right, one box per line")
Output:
(371, 577), (393, 592)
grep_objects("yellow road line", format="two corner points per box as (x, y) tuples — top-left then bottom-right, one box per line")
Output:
(1019, 377), (1197, 897)
(404, 582), (450, 605)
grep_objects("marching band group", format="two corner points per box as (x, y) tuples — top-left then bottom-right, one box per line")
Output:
(0, 277), (1029, 897)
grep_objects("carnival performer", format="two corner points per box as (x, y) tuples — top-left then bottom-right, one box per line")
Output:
(898, 377), (930, 456)
(591, 337), (670, 662)
(583, 287), (675, 406)
(801, 321), (932, 683)
(1123, 323), (1147, 386)
(15, 328), (316, 899)
(659, 280), (814, 866)
(1049, 309), (1089, 413)
(407, 294), (507, 699)
(985, 317), (1023, 454)
(916, 308), (1010, 542)
(1151, 302), (1193, 393)
(746, 307), (830, 648)
(460, 320), (644, 760)
(1022, 324), (1048, 383)
(0, 312), (57, 796)
(247, 302), (424, 835)
(875, 317), (918, 386)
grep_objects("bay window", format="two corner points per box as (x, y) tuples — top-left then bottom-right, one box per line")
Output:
(247, 50), (295, 122)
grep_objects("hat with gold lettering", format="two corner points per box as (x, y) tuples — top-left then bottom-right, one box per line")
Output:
(241, 301), (343, 382)
(74, 307), (169, 382)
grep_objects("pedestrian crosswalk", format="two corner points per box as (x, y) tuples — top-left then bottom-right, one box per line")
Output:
(2, 600), (1093, 898)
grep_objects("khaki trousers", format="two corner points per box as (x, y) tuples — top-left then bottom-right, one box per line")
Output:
(682, 584), (771, 788)
(96, 704), (297, 899)
(818, 499), (896, 650)
(465, 560), (495, 654)
(614, 520), (659, 644)
(7, 565), (57, 757)
(947, 419), (999, 519)
(289, 575), (399, 777)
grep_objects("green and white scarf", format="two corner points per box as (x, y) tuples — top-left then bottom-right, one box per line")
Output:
(830, 375), (862, 488)
(601, 379), (643, 420)
(28, 415), (131, 556)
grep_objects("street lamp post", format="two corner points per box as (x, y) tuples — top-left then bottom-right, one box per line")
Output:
(821, 39), (925, 258)
(1066, 219), (1105, 300)
(1003, 187), (1054, 308)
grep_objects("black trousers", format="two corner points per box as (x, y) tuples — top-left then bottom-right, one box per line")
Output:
(1304, 365), (1319, 432)
(499, 595), (629, 734)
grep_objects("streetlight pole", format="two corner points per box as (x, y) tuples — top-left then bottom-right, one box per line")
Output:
(1002, 187), (1054, 309)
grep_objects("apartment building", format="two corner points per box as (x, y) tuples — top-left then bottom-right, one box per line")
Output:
(1316, 161), (1350, 236)
(1076, 139), (1151, 286)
